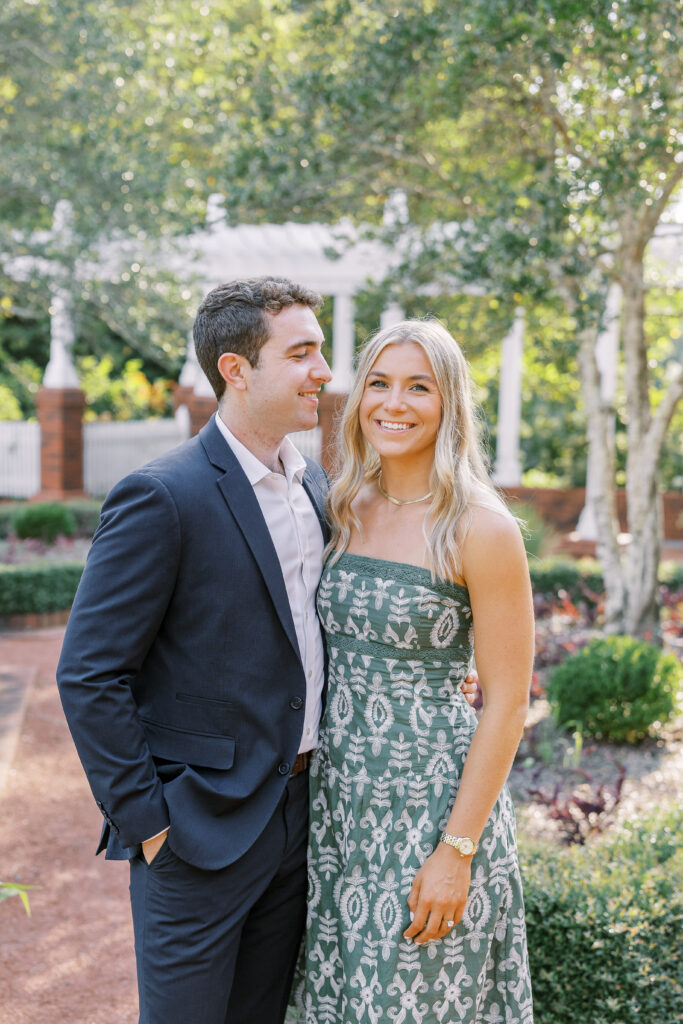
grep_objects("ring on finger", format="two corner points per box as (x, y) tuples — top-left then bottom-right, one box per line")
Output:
(446, 919), (455, 927)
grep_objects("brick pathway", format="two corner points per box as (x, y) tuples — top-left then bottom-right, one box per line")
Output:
(0, 628), (137, 1024)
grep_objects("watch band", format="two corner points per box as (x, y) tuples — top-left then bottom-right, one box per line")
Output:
(439, 831), (478, 856)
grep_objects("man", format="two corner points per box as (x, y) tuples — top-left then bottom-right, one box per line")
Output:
(58, 276), (478, 1023)
(58, 277), (332, 1024)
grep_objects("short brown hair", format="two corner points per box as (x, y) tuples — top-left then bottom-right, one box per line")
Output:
(193, 276), (323, 399)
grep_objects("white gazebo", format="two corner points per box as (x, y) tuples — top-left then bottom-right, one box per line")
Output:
(167, 193), (530, 484)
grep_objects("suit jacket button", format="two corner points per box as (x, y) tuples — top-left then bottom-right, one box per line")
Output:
(278, 762), (290, 776)
(289, 696), (304, 710)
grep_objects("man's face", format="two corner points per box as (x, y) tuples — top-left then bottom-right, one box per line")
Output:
(243, 304), (331, 439)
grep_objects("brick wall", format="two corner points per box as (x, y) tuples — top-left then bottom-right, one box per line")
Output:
(503, 486), (682, 541)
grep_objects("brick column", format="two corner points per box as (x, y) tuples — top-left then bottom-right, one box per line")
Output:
(318, 391), (348, 475)
(172, 383), (195, 415)
(35, 387), (86, 499)
(187, 394), (218, 436)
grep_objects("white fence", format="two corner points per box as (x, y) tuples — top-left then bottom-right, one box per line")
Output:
(83, 416), (191, 496)
(288, 428), (322, 462)
(0, 421), (40, 498)
(0, 417), (322, 499)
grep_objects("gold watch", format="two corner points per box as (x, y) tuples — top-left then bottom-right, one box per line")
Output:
(439, 832), (478, 856)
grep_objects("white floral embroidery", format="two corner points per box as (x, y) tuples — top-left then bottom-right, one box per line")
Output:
(295, 557), (533, 1023)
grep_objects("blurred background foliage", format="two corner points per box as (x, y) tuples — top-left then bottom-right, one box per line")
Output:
(0, 0), (680, 488)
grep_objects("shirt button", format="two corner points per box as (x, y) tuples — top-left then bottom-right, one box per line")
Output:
(308, 670), (312, 679)
(289, 696), (304, 710)
(278, 762), (290, 776)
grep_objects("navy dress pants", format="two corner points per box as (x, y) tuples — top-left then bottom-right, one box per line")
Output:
(129, 771), (308, 1024)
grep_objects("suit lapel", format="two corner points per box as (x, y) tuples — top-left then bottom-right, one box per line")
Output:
(302, 464), (330, 545)
(200, 421), (301, 663)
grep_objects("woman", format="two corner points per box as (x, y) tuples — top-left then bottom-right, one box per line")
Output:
(301, 319), (534, 1023)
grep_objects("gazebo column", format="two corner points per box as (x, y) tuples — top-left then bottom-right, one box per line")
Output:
(380, 302), (405, 329)
(174, 331), (200, 410)
(576, 284), (621, 540)
(493, 308), (525, 487)
(318, 293), (355, 472)
(328, 293), (355, 394)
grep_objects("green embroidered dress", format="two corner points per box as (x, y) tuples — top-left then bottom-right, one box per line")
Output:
(299, 552), (533, 1024)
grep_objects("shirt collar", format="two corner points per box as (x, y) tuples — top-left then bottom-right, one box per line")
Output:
(214, 413), (306, 486)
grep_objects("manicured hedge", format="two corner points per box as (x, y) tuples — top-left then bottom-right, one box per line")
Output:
(529, 558), (604, 601)
(529, 557), (683, 602)
(0, 563), (84, 615)
(522, 807), (682, 1023)
(0, 504), (21, 539)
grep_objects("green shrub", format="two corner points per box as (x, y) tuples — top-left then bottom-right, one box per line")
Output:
(660, 561), (683, 590)
(529, 557), (683, 602)
(0, 504), (22, 539)
(547, 635), (682, 742)
(512, 502), (558, 559)
(13, 502), (77, 543)
(522, 807), (683, 1024)
(0, 499), (101, 539)
(0, 563), (84, 615)
(529, 557), (604, 604)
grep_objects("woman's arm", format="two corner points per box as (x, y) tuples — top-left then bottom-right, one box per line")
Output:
(404, 505), (534, 944)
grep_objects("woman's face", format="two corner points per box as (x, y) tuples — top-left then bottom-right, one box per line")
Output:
(359, 341), (442, 461)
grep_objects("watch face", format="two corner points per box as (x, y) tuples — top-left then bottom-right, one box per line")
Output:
(459, 838), (475, 855)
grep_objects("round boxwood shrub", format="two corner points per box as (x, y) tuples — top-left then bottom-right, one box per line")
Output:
(13, 502), (77, 543)
(547, 635), (682, 742)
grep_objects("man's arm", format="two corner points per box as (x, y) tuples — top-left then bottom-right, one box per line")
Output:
(57, 472), (181, 850)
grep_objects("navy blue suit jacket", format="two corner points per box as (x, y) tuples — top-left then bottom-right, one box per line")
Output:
(57, 418), (329, 871)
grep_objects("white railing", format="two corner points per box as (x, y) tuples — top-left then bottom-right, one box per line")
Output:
(0, 421), (40, 498)
(83, 415), (190, 496)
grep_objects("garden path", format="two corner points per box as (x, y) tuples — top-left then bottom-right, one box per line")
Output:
(0, 627), (137, 1024)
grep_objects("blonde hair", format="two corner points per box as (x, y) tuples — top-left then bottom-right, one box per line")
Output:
(325, 317), (505, 581)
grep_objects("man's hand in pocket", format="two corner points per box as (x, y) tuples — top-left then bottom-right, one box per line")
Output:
(142, 828), (170, 865)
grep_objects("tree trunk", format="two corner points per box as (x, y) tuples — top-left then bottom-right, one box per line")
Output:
(576, 318), (624, 628)
(620, 231), (660, 639)
(623, 482), (661, 638)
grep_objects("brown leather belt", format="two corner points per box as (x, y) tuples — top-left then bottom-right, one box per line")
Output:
(290, 751), (312, 776)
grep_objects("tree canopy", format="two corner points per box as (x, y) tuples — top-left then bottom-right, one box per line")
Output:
(1, 0), (681, 516)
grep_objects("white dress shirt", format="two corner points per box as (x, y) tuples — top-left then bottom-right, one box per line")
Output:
(215, 413), (325, 753)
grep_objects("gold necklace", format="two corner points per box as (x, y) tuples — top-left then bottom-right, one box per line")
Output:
(377, 472), (432, 507)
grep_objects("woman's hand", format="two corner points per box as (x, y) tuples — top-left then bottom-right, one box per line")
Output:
(460, 670), (480, 708)
(403, 845), (472, 944)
